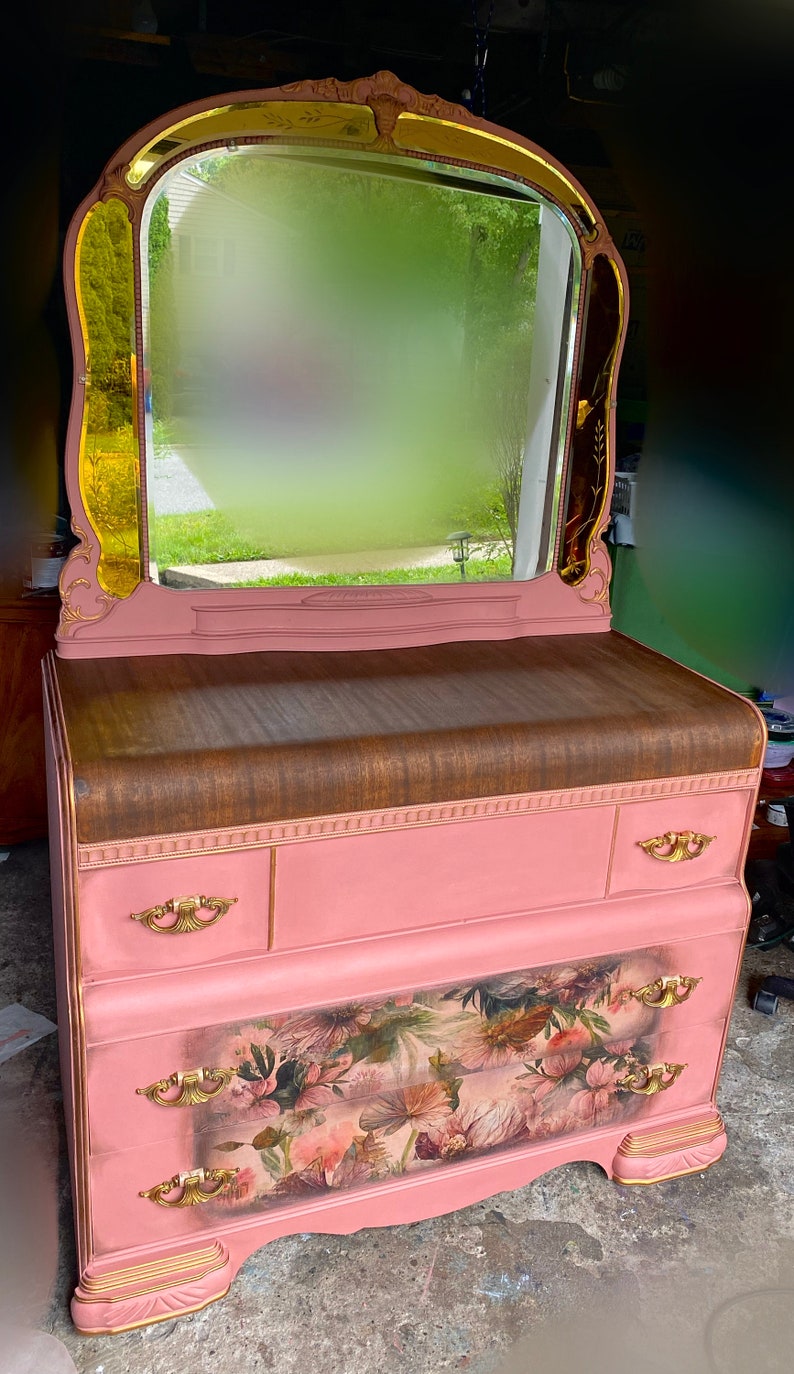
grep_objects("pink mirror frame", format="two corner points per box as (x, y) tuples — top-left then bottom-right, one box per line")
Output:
(56, 71), (628, 659)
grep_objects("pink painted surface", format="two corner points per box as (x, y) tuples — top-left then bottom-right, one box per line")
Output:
(274, 807), (616, 949)
(78, 848), (272, 979)
(83, 880), (750, 1046)
(609, 789), (755, 895)
(55, 76), (627, 661)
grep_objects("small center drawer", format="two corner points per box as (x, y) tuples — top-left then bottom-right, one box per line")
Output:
(273, 805), (616, 950)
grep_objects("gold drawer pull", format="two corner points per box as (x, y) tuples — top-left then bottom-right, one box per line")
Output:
(139, 1167), (239, 1207)
(638, 831), (715, 863)
(130, 895), (237, 934)
(136, 1066), (238, 1108)
(629, 975), (702, 1009)
(617, 1061), (687, 1095)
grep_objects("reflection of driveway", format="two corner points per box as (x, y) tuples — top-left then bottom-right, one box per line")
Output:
(164, 546), (456, 589)
(148, 452), (215, 515)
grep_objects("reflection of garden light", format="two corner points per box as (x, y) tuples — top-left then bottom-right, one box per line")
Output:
(447, 531), (472, 579)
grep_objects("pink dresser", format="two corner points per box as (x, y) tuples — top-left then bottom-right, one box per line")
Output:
(45, 73), (764, 1333)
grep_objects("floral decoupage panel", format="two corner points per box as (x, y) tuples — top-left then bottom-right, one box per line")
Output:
(199, 947), (675, 1213)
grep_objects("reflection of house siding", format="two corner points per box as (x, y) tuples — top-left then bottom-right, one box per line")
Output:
(149, 166), (291, 391)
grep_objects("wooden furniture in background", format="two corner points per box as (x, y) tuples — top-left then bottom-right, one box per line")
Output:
(0, 594), (59, 843)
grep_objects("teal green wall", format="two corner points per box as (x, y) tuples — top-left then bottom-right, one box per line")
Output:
(609, 544), (755, 694)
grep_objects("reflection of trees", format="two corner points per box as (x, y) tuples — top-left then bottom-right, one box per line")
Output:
(147, 194), (176, 421)
(80, 200), (134, 431)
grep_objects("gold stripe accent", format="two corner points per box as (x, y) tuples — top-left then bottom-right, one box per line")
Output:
(268, 846), (277, 950)
(618, 1114), (724, 1158)
(77, 1242), (227, 1293)
(614, 1161), (723, 1187)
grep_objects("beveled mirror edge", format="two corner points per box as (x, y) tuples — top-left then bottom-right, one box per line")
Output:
(57, 71), (629, 659)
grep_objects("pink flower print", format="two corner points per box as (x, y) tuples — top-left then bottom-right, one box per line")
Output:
(290, 1119), (358, 1174)
(602, 1039), (634, 1057)
(544, 1024), (591, 1055)
(294, 1052), (353, 1112)
(457, 1006), (553, 1070)
(415, 1099), (526, 1162)
(279, 1002), (382, 1057)
(228, 1068), (281, 1121)
(529, 1049), (584, 1103)
(358, 1082), (453, 1136)
(569, 1058), (621, 1126)
(342, 1065), (388, 1100)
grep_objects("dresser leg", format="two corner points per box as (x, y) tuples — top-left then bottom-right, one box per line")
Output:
(71, 1240), (234, 1335)
(610, 1110), (728, 1186)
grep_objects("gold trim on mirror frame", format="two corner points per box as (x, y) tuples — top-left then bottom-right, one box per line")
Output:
(136, 1067), (239, 1107)
(69, 73), (624, 615)
(139, 1168), (239, 1208)
(629, 976), (703, 1008)
(73, 199), (143, 601)
(638, 831), (716, 863)
(559, 254), (626, 589)
(126, 102), (379, 187)
(130, 895), (238, 933)
(617, 1061), (687, 1095)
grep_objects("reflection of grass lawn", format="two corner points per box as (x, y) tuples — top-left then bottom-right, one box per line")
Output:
(152, 509), (512, 581)
(235, 557), (512, 587)
(152, 510), (270, 566)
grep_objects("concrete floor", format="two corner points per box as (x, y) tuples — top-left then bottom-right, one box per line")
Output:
(1, 839), (792, 1373)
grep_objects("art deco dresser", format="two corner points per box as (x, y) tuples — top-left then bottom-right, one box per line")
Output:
(44, 73), (764, 1334)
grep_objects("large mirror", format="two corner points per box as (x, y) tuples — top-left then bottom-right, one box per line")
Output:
(59, 75), (627, 657)
(140, 148), (579, 590)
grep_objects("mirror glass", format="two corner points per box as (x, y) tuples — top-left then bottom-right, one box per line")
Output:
(77, 199), (141, 597)
(140, 147), (579, 589)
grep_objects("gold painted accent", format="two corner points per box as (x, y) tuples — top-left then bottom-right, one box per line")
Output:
(394, 113), (596, 228)
(139, 1167), (239, 1207)
(126, 101), (378, 186)
(75, 1241), (229, 1294)
(629, 975), (702, 1009)
(576, 398), (593, 428)
(136, 1066), (238, 1107)
(617, 1061), (687, 1095)
(638, 830), (716, 863)
(130, 894), (237, 933)
(73, 199), (142, 600)
(618, 1114), (724, 1159)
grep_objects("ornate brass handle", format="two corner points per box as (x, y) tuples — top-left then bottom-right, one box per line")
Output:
(617, 1061), (687, 1095)
(638, 831), (715, 863)
(139, 1167), (239, 1207)
(130, 895), (237, 933)
(629, 976), (702, 1009)
(136, 1066), (238, 1108)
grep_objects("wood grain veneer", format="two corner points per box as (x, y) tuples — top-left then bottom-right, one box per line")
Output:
(0, 595), (60, 841)
(48, 632), (764, 845)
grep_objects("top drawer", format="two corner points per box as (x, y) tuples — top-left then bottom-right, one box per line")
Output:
(608, 789), (754, 896)
(79, 848), (273, 979)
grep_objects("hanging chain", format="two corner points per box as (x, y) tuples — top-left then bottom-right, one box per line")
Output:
(470, 0), (496, 116)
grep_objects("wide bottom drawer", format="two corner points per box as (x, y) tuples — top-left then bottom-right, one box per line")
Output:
(86, 924), (745, 1157)
(88, 1016), (728, 1255)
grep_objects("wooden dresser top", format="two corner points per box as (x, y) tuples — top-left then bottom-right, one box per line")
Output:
(49, 632), (764, 844)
